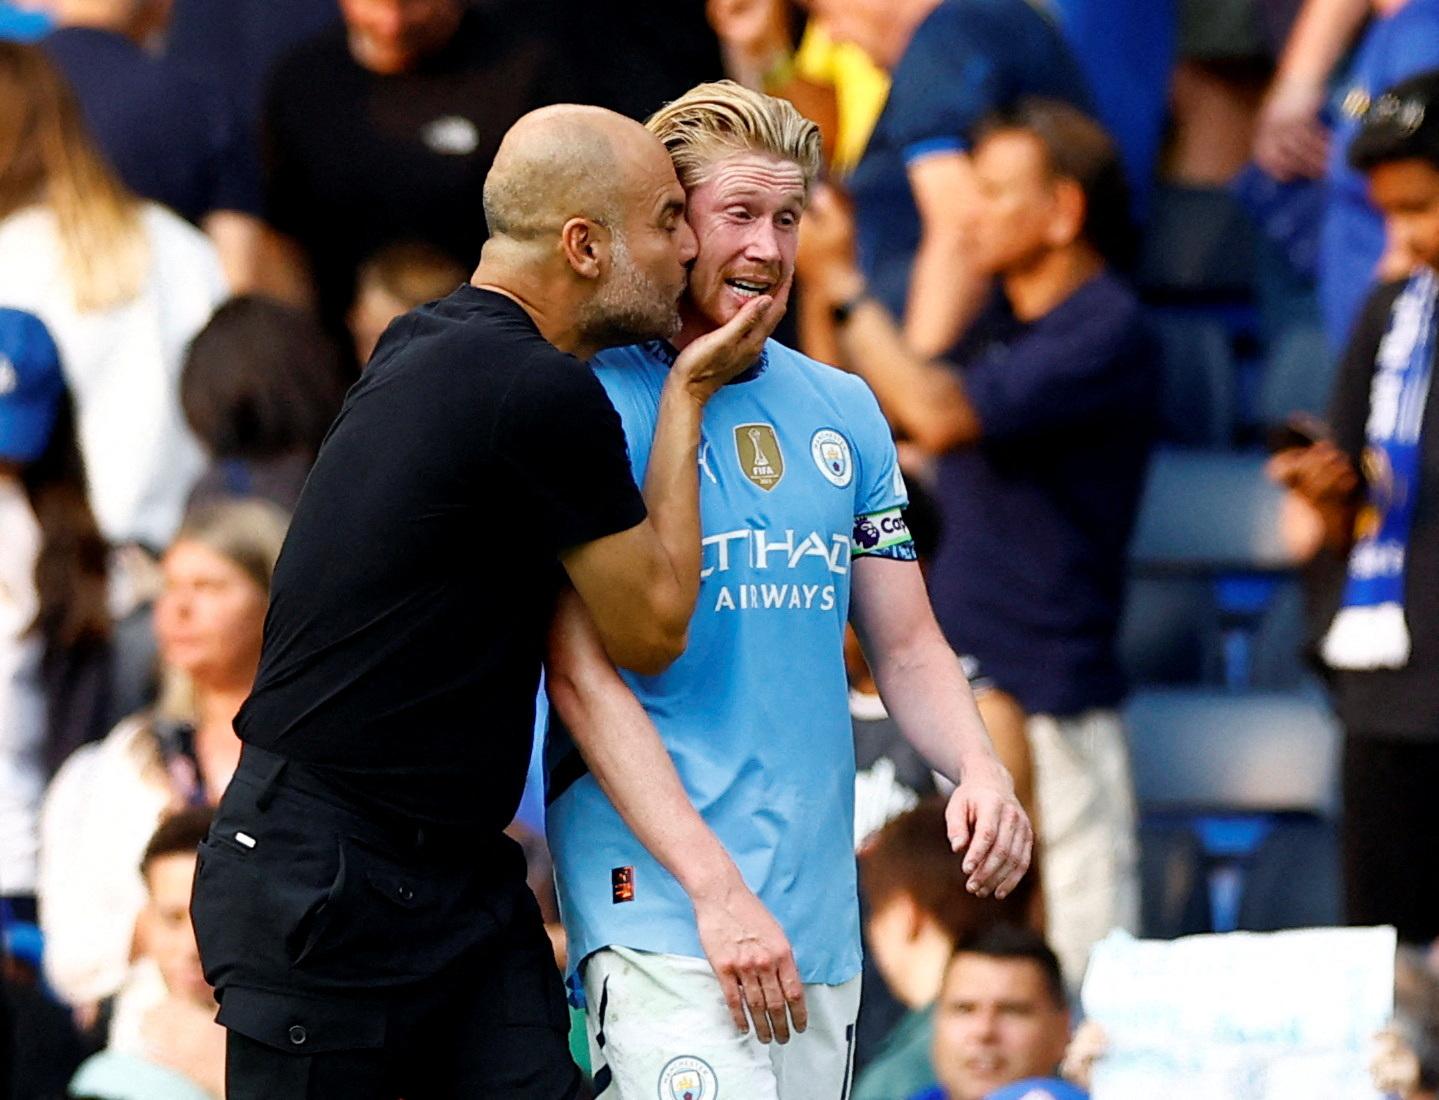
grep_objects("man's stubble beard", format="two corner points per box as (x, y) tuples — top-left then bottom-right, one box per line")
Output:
(577, 230), (685, 351)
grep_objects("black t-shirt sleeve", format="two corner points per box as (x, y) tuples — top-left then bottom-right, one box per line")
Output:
(1329, 279), (1405, 462)
(496, 358), (647, 553)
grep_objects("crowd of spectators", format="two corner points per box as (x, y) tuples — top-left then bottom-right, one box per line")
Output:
(2, 0), (1439, 1097)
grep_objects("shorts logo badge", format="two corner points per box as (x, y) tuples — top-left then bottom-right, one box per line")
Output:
(810, 428), (853, 487)
(658, 1055), (717, 1100)
(734, 423), (784, 491)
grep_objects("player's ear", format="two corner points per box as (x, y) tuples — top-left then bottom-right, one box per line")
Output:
(561, 217), (609, 280)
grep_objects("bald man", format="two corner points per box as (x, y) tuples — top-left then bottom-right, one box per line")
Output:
(190, 106), (781, 1100)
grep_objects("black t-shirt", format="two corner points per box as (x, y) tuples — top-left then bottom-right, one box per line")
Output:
(1312, 279), (1439, 740)
(42, 26), (261, 224)
(261, 5), (573, 331)
(927, 273), (1159, 716)
(235, 286), (647, 825)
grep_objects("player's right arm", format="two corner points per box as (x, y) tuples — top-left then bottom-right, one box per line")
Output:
(560, 294), (778, 675)
(546, 589), (808, 1045)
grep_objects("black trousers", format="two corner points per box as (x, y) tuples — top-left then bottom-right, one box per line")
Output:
(1342, 733), (1439, 944)
(192, 748), (579, 1099)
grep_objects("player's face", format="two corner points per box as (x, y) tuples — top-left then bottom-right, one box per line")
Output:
(139, 852), (212, 1006)
(681, 152), (805, 335)
(340, 0), (463, 75)
(1369, 158), (1439, 273)
(931, 955), (1070, 1100)
(154, 540), (268, 691)
(969, 130), (1065, 278)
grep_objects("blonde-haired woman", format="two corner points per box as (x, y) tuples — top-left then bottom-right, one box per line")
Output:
(37, 500), (288, 1020)
(0, 41), (226, 552)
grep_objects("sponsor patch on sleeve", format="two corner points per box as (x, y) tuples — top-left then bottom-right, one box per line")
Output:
(852, 508), (916, 557)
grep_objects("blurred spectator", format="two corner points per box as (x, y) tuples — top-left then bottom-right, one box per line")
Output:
(1270, 70), (1439, 944)
(258, 0), (574, 332)
(0, 42), (226, 552)
(1047, 0), (1173, 206)
(181, 295), (349, 511)
(809, 0), (1091, 357)
(855, 799), (1037, 1100)
(164, 0), (338, 140)
(41, 0), (265, 292)
(549, 0), (724, 122)
(1373, 945), (1439, 1099)
(806, 99), (1155, 986)
(1256, 0), (1439, 350)
(349, 240), (466, 366)
(38, 500), (286, 1013)
(67, 807), (223, 1100)
(0, 308), (109, 921)
(911, 925), (1077, 1100)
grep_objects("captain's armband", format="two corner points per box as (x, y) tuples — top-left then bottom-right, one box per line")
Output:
(851, 508), (917, 560)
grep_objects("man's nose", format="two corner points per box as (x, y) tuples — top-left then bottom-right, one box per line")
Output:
(744, 219), (782, 262)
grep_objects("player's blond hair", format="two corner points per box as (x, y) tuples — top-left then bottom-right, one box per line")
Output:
(645, 80), (822, 194)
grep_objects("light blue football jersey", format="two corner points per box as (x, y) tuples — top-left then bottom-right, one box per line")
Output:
(546, 339), (910, 988)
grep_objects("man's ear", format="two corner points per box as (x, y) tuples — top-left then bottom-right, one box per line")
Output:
(1046, 178), (1087, 249)
(561, 217), (609, 280)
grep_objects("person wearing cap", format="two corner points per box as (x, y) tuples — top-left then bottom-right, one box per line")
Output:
(0, 305), (108, 923)
(1270, 67), (1439, 945)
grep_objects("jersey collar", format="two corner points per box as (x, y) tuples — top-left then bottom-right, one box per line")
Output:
(644, 340), (769, 384)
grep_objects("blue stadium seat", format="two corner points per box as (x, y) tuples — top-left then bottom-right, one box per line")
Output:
(1124, 687), (1339, 816)
(1149, 314), (1238, 447)
(1136, 186), (1257, 301)
(1129, 448), (1293, 574)
(1117, 576), (1221, 685)
(1255, 321), (1338, 427)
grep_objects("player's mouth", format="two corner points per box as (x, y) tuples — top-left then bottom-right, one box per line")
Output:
(724, 277), (774, 298)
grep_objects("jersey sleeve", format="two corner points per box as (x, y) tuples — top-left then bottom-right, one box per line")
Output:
(497, 358), (647, 554)
(590, 360), (659, 484)
(847, 378), (915, 561)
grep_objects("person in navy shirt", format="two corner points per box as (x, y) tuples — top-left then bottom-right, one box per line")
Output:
(805, 99), (1157, 987)
(811, 0), (1091, 358)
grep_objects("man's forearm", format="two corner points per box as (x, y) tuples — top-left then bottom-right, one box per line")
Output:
(642, 382), (707, 616)
(839, 298), (981, 451)
(547, 594), (741, 902)
(871, 632), (1008, 786)
(903, 231), (986, 359)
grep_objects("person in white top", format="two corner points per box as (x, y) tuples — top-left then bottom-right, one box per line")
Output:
(0, 306), (109, 915)
(39, 499), (287, 1012)
(0, 42), (227, 552)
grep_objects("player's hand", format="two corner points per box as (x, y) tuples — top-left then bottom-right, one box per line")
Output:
(945, 759), (1032, 899)
(671, 292), (779, 403)
(691, 874), (808, 1044)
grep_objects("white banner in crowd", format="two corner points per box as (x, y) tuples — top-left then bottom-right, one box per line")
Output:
(1082, 926), (1397, 1099)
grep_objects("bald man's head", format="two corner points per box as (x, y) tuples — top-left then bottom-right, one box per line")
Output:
(484, 106), (659, 241)
(481, 105), (697, 349)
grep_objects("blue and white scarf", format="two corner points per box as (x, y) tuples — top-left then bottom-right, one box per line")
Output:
(1322, 268), (1436, 670)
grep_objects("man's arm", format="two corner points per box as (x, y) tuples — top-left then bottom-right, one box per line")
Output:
(850, 555), (1032, 899)
(904, 152), (989, 357)
(801, 187), (982, 451)
(546, 591), (807, 1044)
(561, 295), (779, 673)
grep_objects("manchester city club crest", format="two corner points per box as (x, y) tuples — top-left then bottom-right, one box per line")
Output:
(734, 423), (784, 490)
(658, 1055), (718, 1100)
(810, 428), (853, 487)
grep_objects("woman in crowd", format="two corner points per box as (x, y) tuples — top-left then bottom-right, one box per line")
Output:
(0, 307), (108, 925)
(37, 499), (287, 1016)
(181, 295), (349, 513)
(0, 41), (226, 554)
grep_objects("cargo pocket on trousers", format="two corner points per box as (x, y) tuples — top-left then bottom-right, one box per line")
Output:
(217, 985), (386, 1055)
